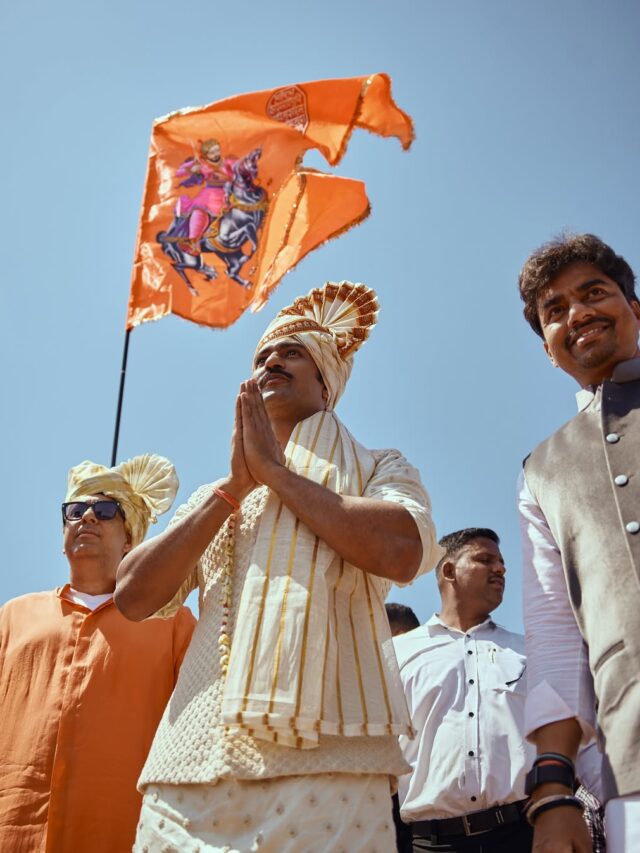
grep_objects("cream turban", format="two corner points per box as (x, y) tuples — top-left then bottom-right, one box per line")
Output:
(255, 281), (379, 409)
(65, 454), (179, 547)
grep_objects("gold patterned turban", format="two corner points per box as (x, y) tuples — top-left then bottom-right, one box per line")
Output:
(65, 454), (179, 546)
(255, 281), (379, 409)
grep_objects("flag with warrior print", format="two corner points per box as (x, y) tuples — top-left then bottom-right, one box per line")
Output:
(126, 74), (414, 330)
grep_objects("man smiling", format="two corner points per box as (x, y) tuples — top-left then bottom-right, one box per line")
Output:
(116, 281), (442, 853)
(0, 454), (195, 853)
(518, 234), (640, 853)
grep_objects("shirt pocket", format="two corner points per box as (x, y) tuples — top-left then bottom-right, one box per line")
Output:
(486, 648), (527, 694)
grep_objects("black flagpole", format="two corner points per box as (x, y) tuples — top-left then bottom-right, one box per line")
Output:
(111, 329), (132, 466)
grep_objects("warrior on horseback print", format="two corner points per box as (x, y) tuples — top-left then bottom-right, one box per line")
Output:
(157, 139), (269, 293)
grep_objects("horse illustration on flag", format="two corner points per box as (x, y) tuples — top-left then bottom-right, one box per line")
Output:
(157, 140), (268, 292)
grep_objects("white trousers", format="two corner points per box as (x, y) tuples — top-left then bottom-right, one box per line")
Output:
(605, 793), (640, 853)
(134, 772), (397, 853)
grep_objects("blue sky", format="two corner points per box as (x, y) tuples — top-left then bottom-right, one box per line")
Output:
(2, 0), (639, 631)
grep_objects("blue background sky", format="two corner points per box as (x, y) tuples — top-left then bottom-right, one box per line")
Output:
(2, 0), (639, 631)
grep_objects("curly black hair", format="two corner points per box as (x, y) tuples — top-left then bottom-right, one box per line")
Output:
(519, 233), (637, 337)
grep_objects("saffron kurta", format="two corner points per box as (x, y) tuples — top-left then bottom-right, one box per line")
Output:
(0, 586), (195, 853)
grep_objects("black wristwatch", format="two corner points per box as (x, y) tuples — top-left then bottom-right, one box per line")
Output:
(524, 762), (575, 796)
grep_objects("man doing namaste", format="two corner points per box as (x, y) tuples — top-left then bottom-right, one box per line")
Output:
(116, 280), (442, 853)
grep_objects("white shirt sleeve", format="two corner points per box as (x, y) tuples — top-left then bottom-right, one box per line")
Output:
(365, 449), (444, 586)
(518, 469), (596, 743)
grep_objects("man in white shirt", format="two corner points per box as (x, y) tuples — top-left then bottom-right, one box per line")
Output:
(394, 528), (533, 852)
(518, 233), (640, 853)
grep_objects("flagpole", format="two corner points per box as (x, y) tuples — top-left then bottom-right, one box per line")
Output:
(111, 328), (132, 466)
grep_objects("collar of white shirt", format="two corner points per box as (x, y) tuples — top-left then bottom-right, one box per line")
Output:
(426, 613), (496, 636)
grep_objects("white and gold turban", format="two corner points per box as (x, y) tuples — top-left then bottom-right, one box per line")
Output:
(255, 281), (379, 409)
(65, 454), (179, 547)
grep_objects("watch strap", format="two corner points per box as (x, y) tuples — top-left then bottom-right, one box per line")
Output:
(524, 762), (575, 796)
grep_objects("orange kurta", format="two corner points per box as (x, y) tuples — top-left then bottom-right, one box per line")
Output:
(0, 586), (195, 853)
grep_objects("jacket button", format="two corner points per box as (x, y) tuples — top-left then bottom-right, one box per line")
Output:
(606, 433), (620, 443)
(626, 521), (640, 534)
(615, 475), (629, 486)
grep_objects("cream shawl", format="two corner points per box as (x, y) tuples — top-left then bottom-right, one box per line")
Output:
(221, 410), (414, 748)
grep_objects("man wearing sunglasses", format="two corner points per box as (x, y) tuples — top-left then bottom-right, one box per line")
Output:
(0, 454), (196, 853)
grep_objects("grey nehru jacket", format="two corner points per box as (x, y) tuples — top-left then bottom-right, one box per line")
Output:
(524, 357), (640, 800)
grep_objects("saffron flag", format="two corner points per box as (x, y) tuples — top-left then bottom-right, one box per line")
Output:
(126, 74), (413, 330)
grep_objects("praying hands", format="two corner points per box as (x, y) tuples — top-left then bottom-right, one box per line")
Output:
(226, 380), (285, 503)
(238, 380), (286, 487)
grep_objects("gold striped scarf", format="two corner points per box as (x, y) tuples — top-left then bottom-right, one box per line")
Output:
(221, 410), (414, 748)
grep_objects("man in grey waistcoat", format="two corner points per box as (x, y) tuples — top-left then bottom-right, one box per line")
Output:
(518, 233), (640, 853)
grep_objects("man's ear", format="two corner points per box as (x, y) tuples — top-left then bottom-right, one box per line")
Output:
(543, 340), (558, 368)
(440, 560), (456, 583)
(321, 385), (329, 408)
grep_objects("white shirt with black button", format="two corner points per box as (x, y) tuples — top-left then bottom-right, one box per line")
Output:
(394, 615), (531, 821)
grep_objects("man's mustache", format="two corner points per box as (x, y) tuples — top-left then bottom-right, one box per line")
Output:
(259, 367), (293, 388)
(565, 316), (612, 348)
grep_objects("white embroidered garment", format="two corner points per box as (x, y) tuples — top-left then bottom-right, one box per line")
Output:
(222, 410), (415, 748)
(135, 773), (396, 853)
(139, 446), (439, 788)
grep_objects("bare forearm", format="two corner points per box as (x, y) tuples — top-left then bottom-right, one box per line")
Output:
(266, 464), (422, 582)
(530, 717), (582, 800)
(115, 479), (239, 620)
(529, 718), (591, 851)
(533, 717), (582, 762)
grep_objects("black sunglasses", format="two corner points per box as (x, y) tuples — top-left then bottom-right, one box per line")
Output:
(61, 500), (125, 523)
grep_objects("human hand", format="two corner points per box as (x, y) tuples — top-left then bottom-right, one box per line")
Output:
(240, 379), (285, 486)
(532, 805), (591, 853)
(225, 392), (257, 503)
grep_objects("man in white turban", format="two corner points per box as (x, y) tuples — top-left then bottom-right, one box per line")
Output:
(116, 282), (443, 853)
(0, 454), (196, 853)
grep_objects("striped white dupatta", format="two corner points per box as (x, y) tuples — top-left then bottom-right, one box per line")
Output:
(221, 410), (413, 748)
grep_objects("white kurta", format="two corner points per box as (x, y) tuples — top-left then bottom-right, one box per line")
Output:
(136, 445), (440, 852)
(140, 448), (440, 790)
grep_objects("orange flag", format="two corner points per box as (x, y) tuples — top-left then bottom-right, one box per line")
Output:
(126, 74), (413, 330)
